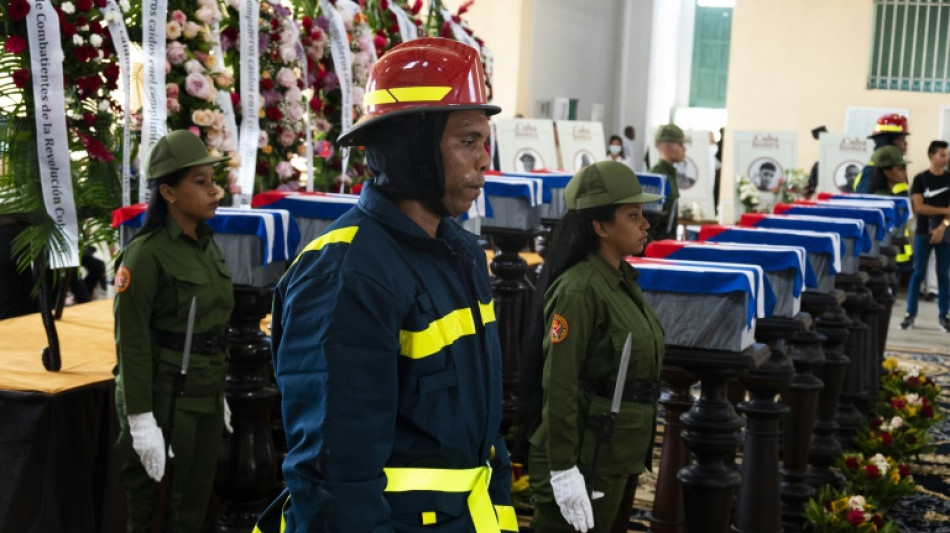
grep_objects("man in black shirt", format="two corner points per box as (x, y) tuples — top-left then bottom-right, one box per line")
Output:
(901, 140), (950, 331)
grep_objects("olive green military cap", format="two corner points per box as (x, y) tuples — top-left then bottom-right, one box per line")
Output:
(654, 124), (685, 144)
(564, 160), (664, 210)
(146, 130), (230, 181)
(870, 145), (910, 168)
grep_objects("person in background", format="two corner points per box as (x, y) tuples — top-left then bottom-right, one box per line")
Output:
(805, 125), (827, 197)
(526, 161), (665, 532)
(254, 38), (516, 533)
(621, 126), (642, 172)
(866, 145), (910, 197)
(647, 124), (685, 241)
(853, 113), (910, 193)
(607, 135), (625, 163)
(113, 130), (234, 532)
(900, 140), (950, 332)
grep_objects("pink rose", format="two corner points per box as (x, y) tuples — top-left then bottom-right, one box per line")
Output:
(166, 97), (181, 113)
(195, 6), (214, 24)
(191, 109), (213, 126)
(210, 110), (226, 131)
(280, 45), (297, 63)
(205, 128), (224, 150)
(212, 69), (233, 89)
(275, 67), (296, 88)
(203, 76), (218, 101)
(276, 161), (293, 179)
(185, 59), (205, 74)
(166, 83), (179, 99)
(284, 86), (302, 104)
(166, 41), (187, 65)
(278, 129), (296, 147)
(170, 10), (187, 25)
(184, 72), (210, 99)
(229, 182), (242, 194)
(188, 126), (201, 137)
(182, 21), (200, 40)
(286, 102), (304, 122)
(165, 60), (171, 74)
(258, 130), (269, 148)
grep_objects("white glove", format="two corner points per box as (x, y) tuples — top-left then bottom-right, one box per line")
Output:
(550, 466), (594, 532)
(223, 398), (233, 434)
(128, 412), (167, 482)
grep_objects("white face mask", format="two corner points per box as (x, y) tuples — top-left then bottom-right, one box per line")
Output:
(609, 145), (622, 155)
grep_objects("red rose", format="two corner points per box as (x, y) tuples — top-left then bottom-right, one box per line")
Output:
(374, 35), (386, 50)
(921, 404), (934, 418)
(871, 514), (885, 527)
(261, 78), (274, 91)
(82, 112), (97, 127)
(899, 464), (910, 478)
(880, 432), (893, 447)
(89, 21), (103, 34)
(4, 35), (27, 55)
(870, 417), (883, 428)
(301, 16), (313, 31)
(865, 464), (880, 478)
(230, 92), (240, 107)
(266, 106), (283, 121)
(61, 21), (77, 37)
(844, 457), (859, 470)
(309, 98), (323, 112)
(9, 0), (30, 21)
(270, 19), (280, 31)
(310, 29), (322, 41)
(78, 133), (114, 162)
(439, 21), (452, 38)
(76, 16), (88, 27)
(387, 23), (399, 35)
(891, 397), (906, 409)
(411, 0), (422, 15)
(103, 64), (120, 84)
(906, 376), (921, 387)
(76, 0), (93, 12)
(847, 509), (865, 526)
(380, 0), (389, 9)
(12, 68), (30, 88)
(94, 0), (107, 7)
(256, 160), (269, 174)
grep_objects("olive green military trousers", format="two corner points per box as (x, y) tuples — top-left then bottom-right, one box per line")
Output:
(116, 396), (224, 533)
(528, 449), (639, 533)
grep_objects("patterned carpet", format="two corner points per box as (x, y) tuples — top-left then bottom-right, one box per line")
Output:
(513, 348), (950, 532)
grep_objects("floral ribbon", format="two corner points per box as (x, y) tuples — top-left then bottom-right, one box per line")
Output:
(320, 0), (353, 190)
(101, 0), (133, 206)
(389, 2), (418, 43)
(140, 0), (168, 195)
(25, 0), (80, 268)
(237, 0), (261, 203)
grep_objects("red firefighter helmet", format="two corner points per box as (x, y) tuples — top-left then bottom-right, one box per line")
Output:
(868, 114), (910, 138)
(338, 37), (500, 146)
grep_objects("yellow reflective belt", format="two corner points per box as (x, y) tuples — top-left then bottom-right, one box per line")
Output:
(399, 300), (495, 359)
(384, 466), (499, 533)
(292, 226), (359, 266)
(494, 505), (518, 532)
(363, 86), (452, 107)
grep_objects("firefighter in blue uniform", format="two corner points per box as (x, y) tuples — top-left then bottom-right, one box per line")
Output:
(254, 38), (516, 533)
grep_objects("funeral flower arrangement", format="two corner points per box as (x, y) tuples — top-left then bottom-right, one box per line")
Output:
(779, 167), (808, 203)
(222, 0), (307, 193)
(0, 0), (129, 272)
(164, 0), (236, 190)
(804, 487), (899, 532)
(837, 453), (915, 510)
(737, 175), (761, 213)
(362, 0), (423, 52)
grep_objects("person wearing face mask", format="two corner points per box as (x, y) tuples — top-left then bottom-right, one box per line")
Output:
(254, 38), (516, 533)
(523, 161), (665, 532)
(113, 130), (235, 533)
(606, 135), (625, 163)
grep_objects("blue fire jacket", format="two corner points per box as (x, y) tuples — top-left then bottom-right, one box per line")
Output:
(256, 183), (516, 533)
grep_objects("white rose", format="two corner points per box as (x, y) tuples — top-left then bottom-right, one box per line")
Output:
(185, 59), (206, 75)
(73, 35), (84, 46)
(61, 1), (75, 14)
(89, 34), (104, 48)
(848, 495), (865, 511)
(119, 0), (131, 12)
(889, 416), (903, 429)
(280, 45), (298, 63)
(905, 393), (921, 405)
(99, 100), (111, 112)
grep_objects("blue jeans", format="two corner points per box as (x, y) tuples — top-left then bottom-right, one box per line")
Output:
(906, 233), (950, 317)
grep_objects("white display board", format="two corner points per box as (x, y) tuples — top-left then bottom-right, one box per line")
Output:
(733, 131), (798, 211)
(817, 133), (874, 195)
(675, 129), (716, 220)
(494, 118), (560, 173)
(555, 120), (607, 172)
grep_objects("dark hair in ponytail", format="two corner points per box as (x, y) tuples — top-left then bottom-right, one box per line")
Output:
(513, 204), (619, 462)
(131, 168), (189, 242)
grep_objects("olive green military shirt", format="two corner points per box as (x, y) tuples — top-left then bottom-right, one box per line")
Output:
(114, 218), (234, 415)
(530, 253), (664, 475)
(649, 159), (679, 203)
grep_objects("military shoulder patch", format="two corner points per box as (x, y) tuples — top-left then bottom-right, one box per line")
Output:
(550, 313), (569, 344)
(114, 265), (131, 293)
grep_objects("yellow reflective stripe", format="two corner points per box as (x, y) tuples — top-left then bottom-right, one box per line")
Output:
(891, 183), (909, 194)
(400, 301), (495, 359)
(252, 493), (290, 533)
(494, 505), (518, 531)
(384, 466), (498, 533)
(389, 86), (452, 103)
(480, 300), (496, 324)
(292, 226), (359, 266)
(875, 124), (905, 133)
(422, 511), (437, 525)
(364, 89), (396, 106)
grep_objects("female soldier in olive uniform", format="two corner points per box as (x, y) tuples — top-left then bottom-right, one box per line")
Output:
(527, 161), (666, 532)
(113, 130), (234, 533)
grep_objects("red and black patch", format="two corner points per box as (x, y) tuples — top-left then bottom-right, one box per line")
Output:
(550, 314), (569, 344)
(114, 265), (131, 293)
